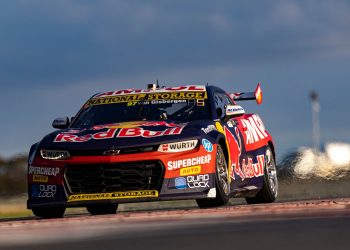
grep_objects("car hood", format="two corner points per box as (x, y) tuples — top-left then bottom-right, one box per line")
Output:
(38, 120), (213, 152)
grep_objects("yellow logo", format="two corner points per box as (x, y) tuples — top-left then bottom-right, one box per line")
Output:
(86, 92), (207, 107)
(32, 175), (48, 183)
(180, 165), (201, 176)
(67, 190), (158, 202)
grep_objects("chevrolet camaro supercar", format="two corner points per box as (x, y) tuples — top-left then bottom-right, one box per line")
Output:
(27, 83), (278, 218)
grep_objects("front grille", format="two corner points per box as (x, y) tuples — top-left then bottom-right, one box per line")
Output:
(64, 161), (164, 194)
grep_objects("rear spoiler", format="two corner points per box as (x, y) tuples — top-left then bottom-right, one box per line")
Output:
(229, 83), (263, 105)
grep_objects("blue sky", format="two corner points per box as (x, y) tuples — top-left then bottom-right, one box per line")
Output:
(1, 0), (350, 159)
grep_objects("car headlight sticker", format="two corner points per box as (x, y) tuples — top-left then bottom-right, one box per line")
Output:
(40, 150), (71, 160)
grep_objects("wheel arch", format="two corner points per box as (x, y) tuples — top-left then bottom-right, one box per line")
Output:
(217, 137), (229, 165)
(268, 140), (276, 162)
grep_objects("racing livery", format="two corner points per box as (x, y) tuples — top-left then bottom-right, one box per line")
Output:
(27, 84), (278, 218)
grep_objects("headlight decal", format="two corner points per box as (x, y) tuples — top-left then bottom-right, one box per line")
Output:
(40, 150), (71, 160)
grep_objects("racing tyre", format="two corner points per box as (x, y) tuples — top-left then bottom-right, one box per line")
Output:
(87, 204), (118, 215)
(197, 144), (230, 208)
(32, 207), (66, 218)
(246, 146), (278, 204)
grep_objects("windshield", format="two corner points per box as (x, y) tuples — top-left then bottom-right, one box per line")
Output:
(71, 96), (211, 128)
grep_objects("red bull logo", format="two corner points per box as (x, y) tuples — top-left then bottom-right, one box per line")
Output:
(241, 155), (265, 179)
(54, 121), (186, 143)
(224, 127), (243, 180)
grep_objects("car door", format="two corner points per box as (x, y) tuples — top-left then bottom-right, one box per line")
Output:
(213, 92), (246, 191)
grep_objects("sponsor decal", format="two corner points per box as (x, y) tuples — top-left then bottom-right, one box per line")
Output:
(226, 105), (245, 117)
(148, 99), (187, 105)
(235, 155), (265, 180)
(160, 144), (168, 152)
(87, 91), (207, 107)
(241, 114), (268, 145)
(118, 127), (184, 138)
(67, 190), (158, 202)
(54, 128), (118, 142)
(32, 175), (48, 183)
(187, 174), (210, 188)
(53, 117), (68, 126)
(180, 165), (201, 176)
(201, 125), (216, 134)
(167, 154), (211, 170)
(94, 86), (206, 98)
(227, 106), (244, 113)
(54, 126), (185, 143)
(226, 105), (245, 119)
(28, 166), (60, 176)
(227, 120), (234, 128)
(92, 121), (180, 130)
(214, 121), (236, 180)
(86, 94), (147, 106)
(202, 139), (213, 152)
(224, 127), (242, 180)
(175, 177), (187, 189)
(146, 92), (207, 101)
(32, 184), (57, 198)
(207, 188), (216, 198)
(158, 140), (197, 153)
(40, 150), (70, 160)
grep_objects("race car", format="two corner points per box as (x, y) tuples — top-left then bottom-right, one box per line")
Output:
(27, 83), (278, 218)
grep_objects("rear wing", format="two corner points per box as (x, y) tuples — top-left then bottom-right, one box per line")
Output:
(229, 83), (263, 105)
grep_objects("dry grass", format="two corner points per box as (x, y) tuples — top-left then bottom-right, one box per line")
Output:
(0, 195), (32, 218)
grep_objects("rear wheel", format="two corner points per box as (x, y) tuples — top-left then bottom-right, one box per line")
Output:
(246, 146), (278, 204)
(197, 144), (230, 208)
(87, 204), (118, 215)
(32, 207), (66, 218)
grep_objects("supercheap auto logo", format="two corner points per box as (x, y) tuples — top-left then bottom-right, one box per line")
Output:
(28, 166), (60, 176)
(32, 175), (48, 183)
(180, 165), (201, 176)
(167, 154), (211, 170)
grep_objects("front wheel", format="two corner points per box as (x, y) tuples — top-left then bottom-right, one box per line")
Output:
(32, 207), (66, 218)
(197, 144), (230, 208)
(87, 204), (118, 215)
(246, 146), (278, 204)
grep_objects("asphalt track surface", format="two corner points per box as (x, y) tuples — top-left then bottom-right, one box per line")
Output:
(0, 198), (350, 250)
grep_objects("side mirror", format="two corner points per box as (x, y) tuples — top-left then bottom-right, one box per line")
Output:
(52, 117), (70, 129)
(224, 105), (245, 120)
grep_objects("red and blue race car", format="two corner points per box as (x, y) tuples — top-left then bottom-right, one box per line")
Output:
(27, 83), (278, 218)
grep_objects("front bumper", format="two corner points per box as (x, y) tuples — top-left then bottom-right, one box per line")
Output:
(27, 144), (217, 209)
